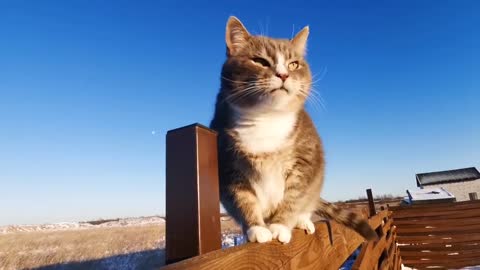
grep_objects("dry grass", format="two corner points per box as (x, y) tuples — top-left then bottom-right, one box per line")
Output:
(0, 225), (165, 270)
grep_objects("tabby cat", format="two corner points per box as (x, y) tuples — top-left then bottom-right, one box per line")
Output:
(209, 16), (377, 244)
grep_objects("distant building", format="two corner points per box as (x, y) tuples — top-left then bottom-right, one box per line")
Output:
(403, 187), (456, 205)
(416, 167), (480, 201)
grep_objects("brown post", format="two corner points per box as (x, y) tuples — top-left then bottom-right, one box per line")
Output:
(366, 188), (376, 217)
(469, 192), (478, 201)
(165, 124), (221, 264)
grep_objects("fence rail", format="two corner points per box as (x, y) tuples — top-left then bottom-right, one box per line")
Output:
(162, 209), (398, 270)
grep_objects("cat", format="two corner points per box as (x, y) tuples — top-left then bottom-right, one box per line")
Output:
(209, 16), (378, 244)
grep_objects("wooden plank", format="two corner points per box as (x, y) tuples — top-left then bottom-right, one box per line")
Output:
(165, 124), (221, 264)
(404, 253), (480, 261)
(393, 208), (480, 220)
(351, 241), (373, 270)
(161, 220), (367, 270)
(397, 241), (480, 252)
(393, 246), (401, 270)
(378, 257), (388, 270)
(400, 248), (480, 258)
(392, 208), (480, 219)
(391, 202), (480, 213)
(393, 212), (480, 222)
(403, 254), (480, 262)
(396, 223), (480, 235)
(397, 233), (480, 244)
(383, 239), (395, 270)
(402, 257), (480, 268)
(392, 206), (478, 215)
(381, 219), (393, 241)
(389, 200), (480, 211)
(368, 210), (390, 230)
(393, 217), (480, 226)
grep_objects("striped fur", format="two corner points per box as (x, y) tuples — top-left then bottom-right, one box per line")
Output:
(315, 198), (379, 240)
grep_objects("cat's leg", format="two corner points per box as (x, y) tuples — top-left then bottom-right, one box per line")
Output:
(232, 189), (272, 243)
(268, 172), (321, 243)
(268, 185), (306, 244)
(295, 212), (315, 234)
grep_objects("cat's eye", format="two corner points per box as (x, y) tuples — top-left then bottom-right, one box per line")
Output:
(251, 57), (271, 67)
(288, 61), (300, 71)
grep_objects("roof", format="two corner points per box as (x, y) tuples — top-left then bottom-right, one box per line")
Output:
(416, 167), (480, 187)
(406, 187), (455, 202)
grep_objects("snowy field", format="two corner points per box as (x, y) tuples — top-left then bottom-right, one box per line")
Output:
(0, 216), (166, 234)
(0, 215), (243, 270)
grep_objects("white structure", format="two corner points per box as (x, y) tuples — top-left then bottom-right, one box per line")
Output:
(416, 167), (480, 202)
(403, 187), (456, 205)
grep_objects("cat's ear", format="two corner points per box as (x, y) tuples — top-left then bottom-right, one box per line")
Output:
(225, 16), (250, 56)
(291, 26), (309, 56)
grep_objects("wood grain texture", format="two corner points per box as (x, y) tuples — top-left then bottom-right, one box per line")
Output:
(160, 215), (387, 270)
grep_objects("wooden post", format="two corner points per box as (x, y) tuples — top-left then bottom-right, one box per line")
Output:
(165, 124), (221, 264)
(366, 188), (376, 217)
(469, 192), (478, 201)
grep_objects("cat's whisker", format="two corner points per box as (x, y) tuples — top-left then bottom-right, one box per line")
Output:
(222, 77), (273, 87)
(226, 86), (263, 103)
(221, 77), (258, 85)
(311, 69), (327, 83)
(311, 67), (328, 84)
(296, 88), (322, 114)
(308, 87), (326, 111)
(228, 88), (259, 101)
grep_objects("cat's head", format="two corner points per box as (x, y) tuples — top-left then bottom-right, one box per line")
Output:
(221, 16), (312, 114)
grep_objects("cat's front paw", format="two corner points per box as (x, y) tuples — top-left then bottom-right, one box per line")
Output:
(246, 225), (273, 243)
(269, 223), (292, 244)
(296, 218), (315, 234)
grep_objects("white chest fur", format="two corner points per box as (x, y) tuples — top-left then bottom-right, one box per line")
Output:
(251, 162), (285, 215)
(232, 111), (297, 155)
(232, 109), (297, 215)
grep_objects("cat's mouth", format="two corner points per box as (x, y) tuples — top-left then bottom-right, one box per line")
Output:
(270, 87), (289, 94)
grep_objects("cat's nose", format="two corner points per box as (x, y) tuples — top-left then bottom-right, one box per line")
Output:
(276, 73), (289, 82)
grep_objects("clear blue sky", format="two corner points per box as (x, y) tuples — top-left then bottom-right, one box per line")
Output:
(0, 1), (478, 226)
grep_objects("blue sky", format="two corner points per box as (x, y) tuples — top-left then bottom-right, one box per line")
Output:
(0, 1), (478, 225)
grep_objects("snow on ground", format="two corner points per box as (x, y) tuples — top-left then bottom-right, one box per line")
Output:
(221, 232), (246, 248)
(0, 216), (166, 234)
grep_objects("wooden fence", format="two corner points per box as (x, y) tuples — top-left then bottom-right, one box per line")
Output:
(390, 200), (480, 269)
(162, 124), (402, 270)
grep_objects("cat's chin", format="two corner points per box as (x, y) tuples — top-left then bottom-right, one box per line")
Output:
(269, 87), (289, 94)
